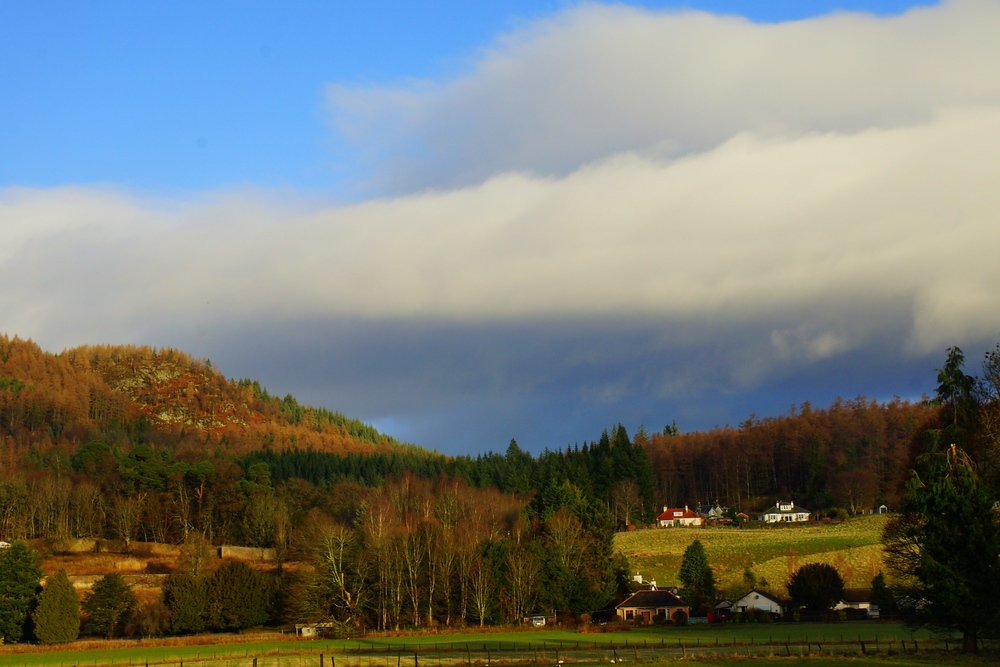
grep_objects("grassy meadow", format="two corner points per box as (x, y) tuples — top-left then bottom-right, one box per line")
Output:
(614, 515), (889, 595)
(0, 624), (961, 667)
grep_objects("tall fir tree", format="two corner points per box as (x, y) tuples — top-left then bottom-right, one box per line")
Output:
(883, 444), (1000, 653)
(32, 570), (80, 644)
(82, 574), (136, 639)
(677, 539), (716, 614)
(0, 541), (42, 643)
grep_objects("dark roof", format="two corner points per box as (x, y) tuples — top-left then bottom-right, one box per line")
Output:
(840, 589), (872, 604)
(617, 589), (688, 609)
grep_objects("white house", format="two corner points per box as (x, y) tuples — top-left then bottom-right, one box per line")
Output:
(0, 541), (10, 550)
(734, 590), (784, 617)
(657, 505), (704, 527)
(834, 589), (874, 616)
(760, 500), (810, 523)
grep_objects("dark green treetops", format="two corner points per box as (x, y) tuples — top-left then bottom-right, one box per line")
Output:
(786, 562), (844, 612)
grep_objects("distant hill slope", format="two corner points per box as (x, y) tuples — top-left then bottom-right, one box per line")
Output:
(615, 515), (889, 596)
(0, 334), (402, 457)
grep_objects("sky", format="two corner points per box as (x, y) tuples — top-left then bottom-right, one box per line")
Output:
(3, 0), (999, 456)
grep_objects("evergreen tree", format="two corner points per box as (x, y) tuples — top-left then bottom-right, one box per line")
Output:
(869, 571), (895, 618)
(883, 444), (1000, 653)
(934, 346), (977, 447)
(207, 560), (271, 631)
(82, 574), (136, 639)
(677, 540), (716, 614)
(787, 563), (844, 613)
(162, 572), (208, 634)
(32, 570), (80, 644)
(0, 541), (42, 643)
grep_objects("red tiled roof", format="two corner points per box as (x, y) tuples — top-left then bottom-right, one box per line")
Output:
(657, 507), (700, 521)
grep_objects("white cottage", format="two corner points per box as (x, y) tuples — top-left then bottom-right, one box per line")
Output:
(760, 500), (810, 523)
(734, 590), (784, 618)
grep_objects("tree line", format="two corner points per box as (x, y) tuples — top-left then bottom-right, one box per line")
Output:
(0, 471), (625, 641)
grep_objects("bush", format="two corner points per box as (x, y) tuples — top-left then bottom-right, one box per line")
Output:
(129, 599), (170, 638)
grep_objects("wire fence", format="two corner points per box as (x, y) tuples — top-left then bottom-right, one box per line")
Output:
(27, 636), (990, 667)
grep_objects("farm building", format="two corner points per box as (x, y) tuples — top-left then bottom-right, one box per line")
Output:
(617, 589), (690, 624)
(760, 500), (810, 523)
(656, 505), (704, 527)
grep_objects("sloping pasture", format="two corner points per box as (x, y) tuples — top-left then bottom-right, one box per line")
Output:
(614, 515), (889, 595)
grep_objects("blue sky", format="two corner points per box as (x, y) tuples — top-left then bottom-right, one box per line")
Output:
(4, 0), (934, 194)
(4, 1), (999, 455)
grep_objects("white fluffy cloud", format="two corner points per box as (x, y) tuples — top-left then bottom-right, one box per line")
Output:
(329, 0), (1000, 192)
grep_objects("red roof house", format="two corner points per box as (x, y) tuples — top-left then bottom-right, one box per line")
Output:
(656, 505), (704, 527)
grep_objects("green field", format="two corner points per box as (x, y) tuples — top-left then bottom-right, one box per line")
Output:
(614, 516), (889, 595)
(0, 624), (967, 667)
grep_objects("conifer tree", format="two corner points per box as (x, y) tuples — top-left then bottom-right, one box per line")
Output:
(163, 572), (208, 635)
(0, 541), (42, 643)
(32, 570), (80, 644)
(883, 444), (1000, 653)
(82, 574), (136, 639)
(207, 560), (271, 631)
(678, 540), (716, 614)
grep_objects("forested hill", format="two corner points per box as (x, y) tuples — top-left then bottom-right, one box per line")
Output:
(0, 334), (404, 458)
(0, 332), (947, 550)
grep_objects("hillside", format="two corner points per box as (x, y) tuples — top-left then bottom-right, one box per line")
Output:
(615, 515), (889, 597)
(0, 335), (402, 458)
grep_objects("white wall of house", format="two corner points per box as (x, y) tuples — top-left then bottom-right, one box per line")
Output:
(734, 591), (783, 615)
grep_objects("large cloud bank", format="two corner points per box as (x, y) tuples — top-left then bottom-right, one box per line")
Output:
(3, 1), (999, 452)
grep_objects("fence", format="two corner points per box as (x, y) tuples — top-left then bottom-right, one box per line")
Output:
(8, 636), (989, 667)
